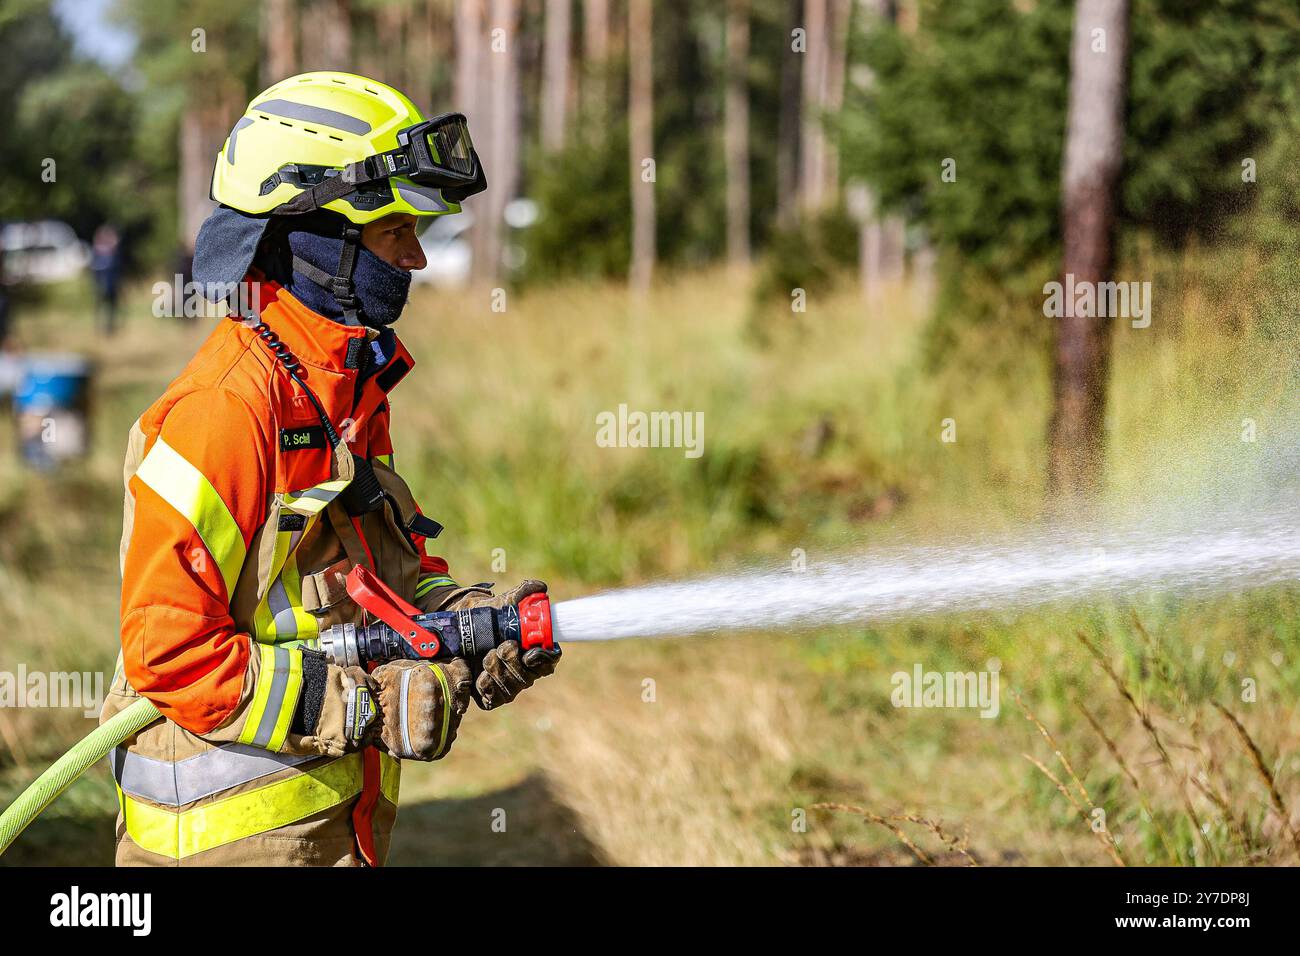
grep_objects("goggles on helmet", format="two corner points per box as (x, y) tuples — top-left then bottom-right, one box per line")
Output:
(270, 112), (487, 218)
(371, 113), (486, 203)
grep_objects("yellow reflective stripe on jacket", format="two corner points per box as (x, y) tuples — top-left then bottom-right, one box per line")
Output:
(258, 550), (319, 643)
(135, 436), (247, 597)
(282, 478), (351, 516)
(415, 575), (456, 599)
(237, 644), (303, 751)
(119, 752), (365, 860)
(375, 453), (393, 469)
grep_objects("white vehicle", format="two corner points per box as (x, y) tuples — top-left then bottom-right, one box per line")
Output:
(414, 210), (474, 288)
(0, 221), (91, 285)
(413, 198), (538, 288)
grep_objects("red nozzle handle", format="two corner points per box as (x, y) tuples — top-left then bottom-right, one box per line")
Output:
(517, 592), (554, 652)
(346, 564), (442, 657)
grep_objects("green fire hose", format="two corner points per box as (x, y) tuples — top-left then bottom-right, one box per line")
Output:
(0, 697), (159, 856)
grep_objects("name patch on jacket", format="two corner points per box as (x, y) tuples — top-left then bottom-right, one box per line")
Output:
(280, 426), (326, 452)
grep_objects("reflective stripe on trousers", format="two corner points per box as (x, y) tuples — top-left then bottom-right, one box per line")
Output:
(113, 745), (400, 860)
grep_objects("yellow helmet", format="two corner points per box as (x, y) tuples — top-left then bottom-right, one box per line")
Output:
(211, 71), (485, 224)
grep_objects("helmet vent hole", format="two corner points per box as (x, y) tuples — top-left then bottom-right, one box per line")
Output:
(329, 135), (343, 142)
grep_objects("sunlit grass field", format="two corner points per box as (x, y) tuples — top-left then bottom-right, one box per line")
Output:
(1, 252), (1297, 866)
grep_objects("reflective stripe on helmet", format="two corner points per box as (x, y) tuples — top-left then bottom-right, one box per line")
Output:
(134, 436), (247, 598)
(254, 98), (373, 135)
(394, 181), (450, 213)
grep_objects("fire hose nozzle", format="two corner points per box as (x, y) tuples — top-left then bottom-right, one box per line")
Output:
(309, 567), (557, 667)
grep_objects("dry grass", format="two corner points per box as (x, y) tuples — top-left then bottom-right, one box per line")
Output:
(1, 252), (1297, 866)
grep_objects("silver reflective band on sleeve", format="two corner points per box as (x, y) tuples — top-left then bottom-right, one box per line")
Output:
(109, 744), (321, 807)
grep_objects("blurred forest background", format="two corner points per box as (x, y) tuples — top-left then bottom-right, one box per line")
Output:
(2, 0), (1300, 866)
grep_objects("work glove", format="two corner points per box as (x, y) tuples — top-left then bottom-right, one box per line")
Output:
(446, 580), (563, 711)
(370, 658), (473, 761)
(290, 660), (381, 758)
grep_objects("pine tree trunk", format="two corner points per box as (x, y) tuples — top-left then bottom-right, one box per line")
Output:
(821, 0), (851, 198)
(582, 0), (610, 122)
(628, 0), (655, 294)
(305, 0), (351, 71)
(262, 0), (297, 85)
(776, 0), (802, 228)
(542, 0), (572, 151)
(724, 0), (751, 266)
(470, 0), (520, 285)
(179, 94), (239, 252)
(798, 0), (828, 213)
(455, 0), (484, 121)
(1048, 0), (1130, 506)
(853, 0), (904, 303)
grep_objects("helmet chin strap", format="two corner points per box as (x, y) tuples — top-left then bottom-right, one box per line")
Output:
(290, 224), (365, 327)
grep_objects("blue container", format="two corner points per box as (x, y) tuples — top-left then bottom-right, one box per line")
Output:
(14, 354), (92, 468)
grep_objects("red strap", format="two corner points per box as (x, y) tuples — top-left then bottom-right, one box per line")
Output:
(350, 515), (375, 568)
(352, 746), (383, 867)
(347, 517), (384, 867)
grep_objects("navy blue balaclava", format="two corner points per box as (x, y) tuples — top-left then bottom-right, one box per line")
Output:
(284, 225), (412, 329)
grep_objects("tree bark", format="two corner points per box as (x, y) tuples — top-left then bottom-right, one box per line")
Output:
(628, 0), (655, 295)
(776, 0), (802, 228)
(1048, 0), (1130, 505)
(262, 0), (297, 86)
(798, 0), (828, 213)
(301, 0), (352, 71)
(821, 0), (851, 198)
(469, 0), (520, 285)
(852, 0), (904, 303)
(179, 95), (239, 252)
(542, 0), (572, 151)
(582, 0), (611, 122)
(724, 0), (751, 266)
(455, 0), (485, 122)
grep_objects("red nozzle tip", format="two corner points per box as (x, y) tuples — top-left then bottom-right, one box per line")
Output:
(518, 592), (554, 651)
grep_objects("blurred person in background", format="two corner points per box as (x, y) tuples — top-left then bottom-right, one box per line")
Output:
(90, 223), (123, 336)
(0, 245), (10, 349)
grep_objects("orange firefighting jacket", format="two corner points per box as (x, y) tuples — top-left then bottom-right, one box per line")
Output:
(100, 276), (467, 866)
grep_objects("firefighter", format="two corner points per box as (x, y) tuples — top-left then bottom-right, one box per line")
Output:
(100, 72), (560, 866)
